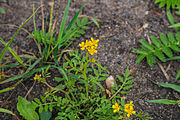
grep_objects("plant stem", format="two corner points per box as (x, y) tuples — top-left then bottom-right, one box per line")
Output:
(44, 82), (71, 100)
(110, 82), (126, 100)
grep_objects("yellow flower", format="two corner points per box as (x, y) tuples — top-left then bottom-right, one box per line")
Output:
(88, 46), (98, 55)
(79, 42), (86, 50)
(91, 37), (99, 47)
(112, 103), (120, 113)
(124, 101), (136, 117)
(34, 74), (41, 80)
(118, 116), (123, 119)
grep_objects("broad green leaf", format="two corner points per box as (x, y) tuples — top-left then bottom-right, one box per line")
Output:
(176, 70), (180, 80)
(139, 40), (154, 51)
(40, 110), (52, 120)
(147, 99), (180, 104)
(17, 96), (39, 120)
(157, 83), (180, 93)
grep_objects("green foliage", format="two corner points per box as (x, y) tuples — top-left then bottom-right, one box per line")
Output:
(135, 112), (153, 120)
(176, 70), (180, 80)
(148, 99), (180, 104)
(147, 81), (180, 104)
(155, 0), (180, 9)
(110, 68), (135, 100)
(0, 8), (5, 14)
(0, 108), (19, 120)
(167, 8), (180, 30)
(132, 32), (180, 66)
(17, 96), (39, 120)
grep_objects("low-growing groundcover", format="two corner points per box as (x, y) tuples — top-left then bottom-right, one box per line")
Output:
(0, 0), (180, 120)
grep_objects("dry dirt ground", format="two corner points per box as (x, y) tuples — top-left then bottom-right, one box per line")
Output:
(0, 0), (180, 120)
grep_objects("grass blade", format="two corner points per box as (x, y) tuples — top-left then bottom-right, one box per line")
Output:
(0, 6), (41, 64)
(147, 99), (180, 104)
(0, 37), (26, 68)
(0, 108), (20, 120)
(157, 83), (180, 93)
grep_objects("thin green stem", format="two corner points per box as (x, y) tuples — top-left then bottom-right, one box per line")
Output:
(44, 82), (71, 100)
(33, 3), (36, 31)
(110, 82), (126, 100)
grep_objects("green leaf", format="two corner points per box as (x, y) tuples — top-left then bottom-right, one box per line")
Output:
(40, 110), (52, 120)
(166, 56), (180, 61)
(116, 75), (123, 83)
(17, 96), (39, 120)
(167, 32), (176, 43)
(154, 50), (166, 62)
(157, 83), (180, 93)
(170, 44), (180, 52)
(136, 54), (146, 64)
(146, 54), (153, 66)
(90, 18), (100, 28)
(162, 46), (173, 58)
(132, 49), (149, 55)
(0, 8), (5, 13)
(123, 85), (133, 90)
(94, 81), (104, 90)
(167, 9), (175, 25)
(160, 33), (169, 46)
(147, 99), (180, 104)
(120, 91), (128, 94)
(151, 36), (161, 48)
(169, 23), (180, 28)
(176, 70), (180, 80)
(139, 40), (154, 51)
(0, 108), (17, 118)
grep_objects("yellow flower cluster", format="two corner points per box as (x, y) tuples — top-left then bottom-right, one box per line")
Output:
(112, 103), (120, 113)
(79, 37), (99, 55)
(124, 101), (136, 117)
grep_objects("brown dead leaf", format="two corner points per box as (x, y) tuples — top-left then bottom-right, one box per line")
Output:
(106, 89), (111, 98)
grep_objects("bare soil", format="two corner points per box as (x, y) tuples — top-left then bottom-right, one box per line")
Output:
(0, 0), (180, 120)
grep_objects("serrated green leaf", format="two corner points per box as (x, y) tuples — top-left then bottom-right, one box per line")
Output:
(147, 99), (180, 104)
(125, 79), (135, 85)
(157, 83), (180, 92)
(176, 70), (180, 80)
(169, 23), (180, 29)
(40, 110), (52, 120)
(39, 105), (43, 113)
(17, 96), (39, 120)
